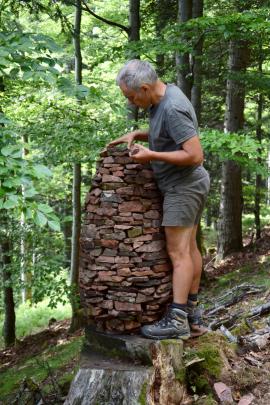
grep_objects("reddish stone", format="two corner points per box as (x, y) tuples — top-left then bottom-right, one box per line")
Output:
(103, 156), (114, 164)
(136, 293), (150, 303)
(133, 241), (144, 249)
(126, 163), (143, 169)
(114, 225), (132, 230)
(144, 210), (160, 219)
(113, 171), (124, 177)
(116, 186), (135, 195)
(100, 239), (119, 249)
(103, 248), (117, 256)
(115, 256), (129, 264)
(140, 287), (155, 295)
(89, 188), (102, 197)
(119, 201), (145, 213)
(131, 269), (154, 276)
(143, 227), (161, 234)
(135, 240), (165, 253)
(117, 267), (132, 276)
(102, 174), (124, 183)
(156, 282), (172, 294)
(124, 320), (141, 330)
(99, 168), (110, 174)
(142, 250), (168, 260)
(114, 156), (133, 164)
(110, 165), (124, 172)
(100, 300), (113, 309)
(153, 263), (171, 272)
(96, 207), (117, 217)
(90, 285), (108, 291)
(96, 256), (115, 264)
(115, 301), (141, 312)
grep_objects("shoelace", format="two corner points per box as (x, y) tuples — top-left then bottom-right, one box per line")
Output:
(153, 311), (173, 327)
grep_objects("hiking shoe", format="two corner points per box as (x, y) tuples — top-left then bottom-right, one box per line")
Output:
(187, 300), (209, 337)
(141, 307), (190, 340)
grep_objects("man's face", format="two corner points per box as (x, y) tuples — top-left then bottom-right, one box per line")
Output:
(119, 82), (152, 109)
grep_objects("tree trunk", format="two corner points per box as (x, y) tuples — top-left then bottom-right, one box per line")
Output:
(1, 237), (16, 347)
(127, 0), (141, 122)
(191, 0), (203, 124)
(70, 0), (83, 332)
(176, 0), (192, 98)
(69, 163), (82, 332)
(0, 77), (16, 347)
(217, 39), (249, 259)
(21, 134), (32, 303)
(155, 0), (175, 77)
(255, 93), (263, 240)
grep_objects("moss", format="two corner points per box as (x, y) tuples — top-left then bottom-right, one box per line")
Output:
(0, 337), (83, 401)
(231, 320), (251, 336)
(175, 367), (186, 383)
(197, 394), (218, 405)
(138, 381), (147, 405)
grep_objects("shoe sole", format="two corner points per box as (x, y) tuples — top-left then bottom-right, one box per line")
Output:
(190, 327), (209, 338)
(141, 333), (190, 340)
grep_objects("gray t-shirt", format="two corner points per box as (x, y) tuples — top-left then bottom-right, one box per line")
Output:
(149, 84), (200, 191)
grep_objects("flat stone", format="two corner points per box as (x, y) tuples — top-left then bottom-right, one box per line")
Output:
(115, 301), (141, 312)
(213, 382), (234, 404)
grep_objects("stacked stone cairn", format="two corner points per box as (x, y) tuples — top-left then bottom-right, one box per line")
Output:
(80, 146), (173, 333)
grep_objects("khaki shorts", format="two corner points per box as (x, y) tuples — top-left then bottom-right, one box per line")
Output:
(160, 167), (210, 227)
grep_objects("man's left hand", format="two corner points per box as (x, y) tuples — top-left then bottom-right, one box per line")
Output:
(129, 144), (152, 164)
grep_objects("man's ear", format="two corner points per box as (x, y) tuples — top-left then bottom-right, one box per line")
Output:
(140, 84), (151, 92)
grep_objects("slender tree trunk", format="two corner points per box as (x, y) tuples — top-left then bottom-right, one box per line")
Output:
(217, 39), (249, 259)
(1, 231), (16, 347)
(255, 93), (263, 240)
(191, 0), (203, 124)
(127, 0), (141, 122)
(70, 163), (82, 332)
(0, 76), (16, 347)
(176, 0), (192, 98)
(21, 134), (32, 303)
(69, 0), (83, 332)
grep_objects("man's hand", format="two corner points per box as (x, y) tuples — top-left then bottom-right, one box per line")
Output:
(129, 144), (153, 164)
(107, 131), (137, 149)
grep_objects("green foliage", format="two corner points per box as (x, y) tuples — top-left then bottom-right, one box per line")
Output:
(201, 129), (267, 175)
(0, 335), (83, 401)
(0, 300), (71, 348)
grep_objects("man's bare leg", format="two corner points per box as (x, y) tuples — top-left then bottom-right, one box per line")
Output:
(164, 226), (194, 304)
(188, 224), (208, 336)
(189, 225), (202, 294)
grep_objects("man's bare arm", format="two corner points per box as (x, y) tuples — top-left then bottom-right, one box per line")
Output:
(130, 136), (204, 166)
(108, 130), (149, 149)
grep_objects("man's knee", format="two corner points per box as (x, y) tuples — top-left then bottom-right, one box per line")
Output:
(167, 246), (190, 263)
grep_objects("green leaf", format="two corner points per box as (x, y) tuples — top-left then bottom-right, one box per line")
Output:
(37, 203), (53, 214)
(3, 195), (19, 209)
(24, 187), (38, 198)
(32, 164), (52, 178)
(34, 211), (47, 227)
(1, 145), (21, 158)
(48, 220), (61, 232)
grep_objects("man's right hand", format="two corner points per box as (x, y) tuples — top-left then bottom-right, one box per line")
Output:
(107, 131), (138, 149)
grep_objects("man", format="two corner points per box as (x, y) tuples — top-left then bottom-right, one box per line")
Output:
(108, 59), (210, 340)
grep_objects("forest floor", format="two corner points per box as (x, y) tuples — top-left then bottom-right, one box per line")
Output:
(0, 228), (270, 404)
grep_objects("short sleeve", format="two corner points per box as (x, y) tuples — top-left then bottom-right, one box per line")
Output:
(165, 106), (197, 145)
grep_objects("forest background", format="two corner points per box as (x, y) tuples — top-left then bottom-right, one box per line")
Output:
(1, 0), (270, 351)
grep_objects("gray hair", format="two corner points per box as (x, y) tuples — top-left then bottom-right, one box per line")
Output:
(116, 59), (158, 90)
